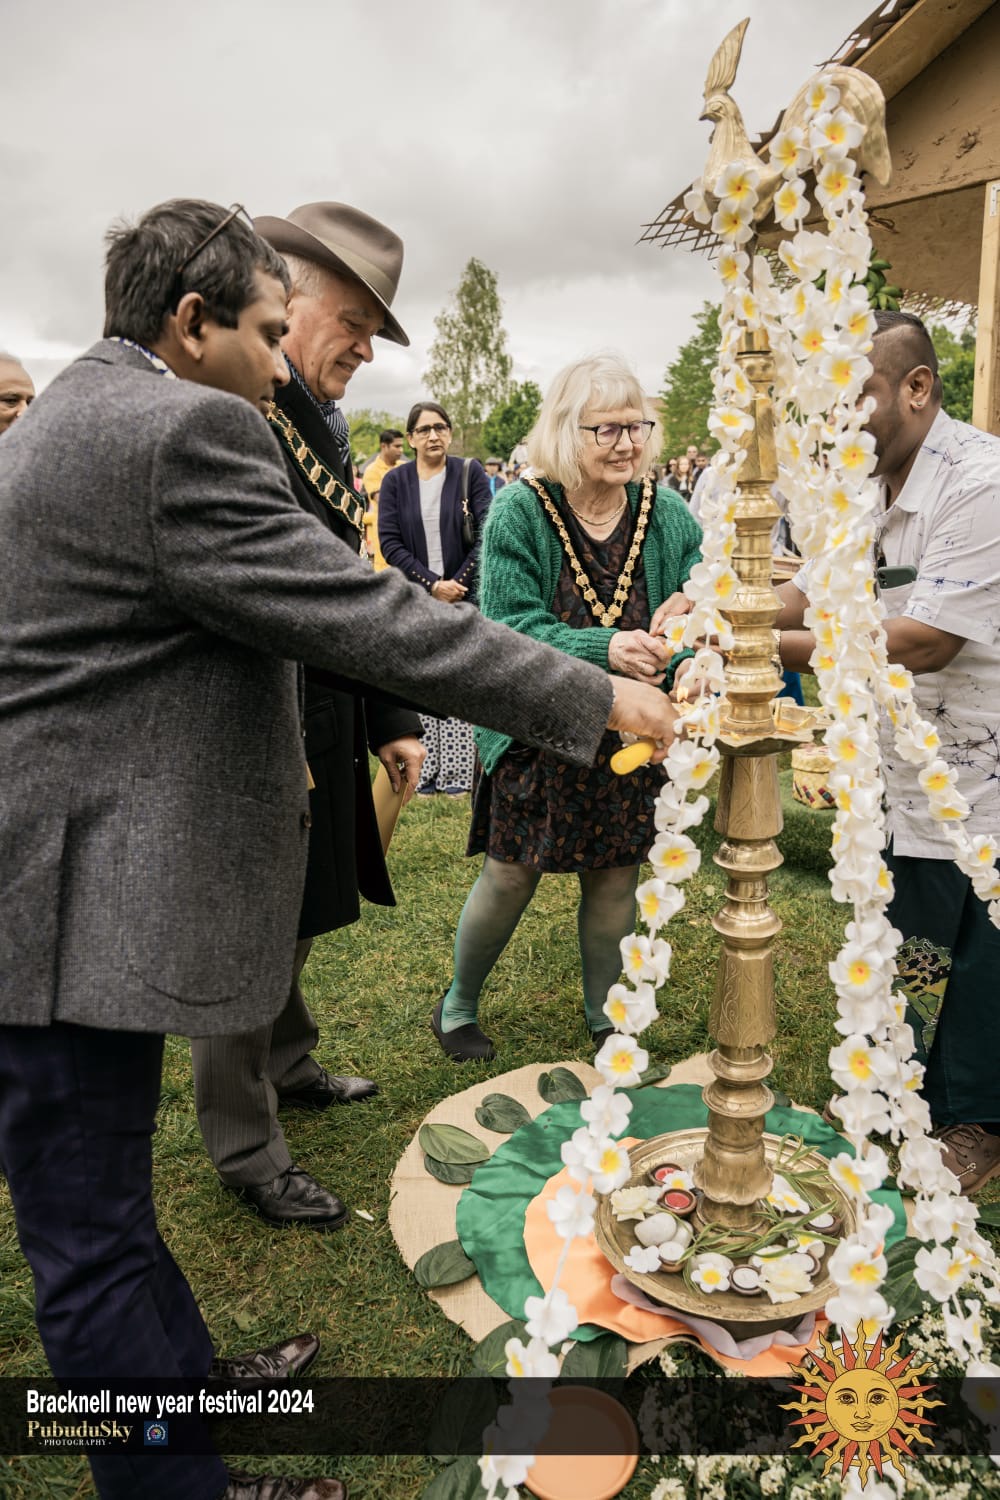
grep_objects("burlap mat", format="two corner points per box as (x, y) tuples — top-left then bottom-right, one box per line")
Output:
(389, 1054), (716, 1370)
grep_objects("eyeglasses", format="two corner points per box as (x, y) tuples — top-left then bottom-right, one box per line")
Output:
(169, 203), (251, 310)
(579, 420), (655, 447)
(412, 423), (451, 437)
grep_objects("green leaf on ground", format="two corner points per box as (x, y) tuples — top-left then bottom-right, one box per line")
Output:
(976, 1203), (1000, 1226)
(421, 1455), (486, 1499)
(560, 1333), (628, 1378)
(428, 1380), (498, 1462)
(634, 1064), (672, 1088)
(419, 1122), (491, 1164)
(538, 1068), (587, 1104)
(471, 1318), (529, 1376)
(423, 1154), (477, 1186)
(414, 1241), (477, 1290)
(475, 1094), (532, 1134)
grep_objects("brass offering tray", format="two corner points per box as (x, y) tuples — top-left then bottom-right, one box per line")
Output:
(594, 1129), (857, 1339)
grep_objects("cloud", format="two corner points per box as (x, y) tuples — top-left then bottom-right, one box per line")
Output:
(0, 0), (856, 403)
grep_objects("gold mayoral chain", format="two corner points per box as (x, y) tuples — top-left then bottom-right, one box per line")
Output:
(266, 403), (367, 552)
(524, 473), (654, 628)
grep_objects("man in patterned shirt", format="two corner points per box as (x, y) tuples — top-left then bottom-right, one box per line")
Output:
(778, 311), (1000, 1192)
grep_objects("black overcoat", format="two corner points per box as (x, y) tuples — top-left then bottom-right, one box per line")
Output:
(269, 376), (421, 939)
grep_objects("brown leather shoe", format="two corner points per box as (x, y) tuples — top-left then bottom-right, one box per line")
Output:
(222, 1473), (346, 1499)
(937, 1123), (1000, 1194)
(234, 1166), (349, 1230)
(209, 1332), (319, 1384)
(278, 1068), (378, 1109)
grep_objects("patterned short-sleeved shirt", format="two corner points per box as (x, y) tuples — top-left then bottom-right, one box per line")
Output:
(796, 409), (1000, 859)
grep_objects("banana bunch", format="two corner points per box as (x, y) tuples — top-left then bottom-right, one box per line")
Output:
(814, 256), (902, 311)
(864, 257), (902, 311)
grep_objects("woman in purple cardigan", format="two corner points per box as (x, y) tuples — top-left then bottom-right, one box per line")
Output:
(378, 401), (492, 793)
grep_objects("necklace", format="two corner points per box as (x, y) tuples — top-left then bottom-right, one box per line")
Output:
(525, 474), (654, 628)
(566, 496), (628, 527)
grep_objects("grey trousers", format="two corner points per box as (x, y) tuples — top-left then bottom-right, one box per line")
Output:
(191, 938), (322, 1186)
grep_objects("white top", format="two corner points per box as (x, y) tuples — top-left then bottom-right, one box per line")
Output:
(794, 409), (1000, 858)
(418, 470), (447, 577)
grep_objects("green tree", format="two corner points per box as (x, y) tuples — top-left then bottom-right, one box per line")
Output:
(928, 322), (976, 424)
(425, 258), (512, 456)
(659, 301), (721, 461)
(481, 380), (542, 462)
(344, 407), (409, 466)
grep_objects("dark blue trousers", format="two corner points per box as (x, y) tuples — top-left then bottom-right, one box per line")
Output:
(0, 1021), (228, 1500)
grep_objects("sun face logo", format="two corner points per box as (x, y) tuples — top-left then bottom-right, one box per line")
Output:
(782, 1328), (942, 1484)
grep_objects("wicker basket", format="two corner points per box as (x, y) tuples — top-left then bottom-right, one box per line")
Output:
(791, 743), (836, 810)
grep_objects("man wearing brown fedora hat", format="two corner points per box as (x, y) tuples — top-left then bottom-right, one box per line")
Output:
(191, 203), (426, 1232)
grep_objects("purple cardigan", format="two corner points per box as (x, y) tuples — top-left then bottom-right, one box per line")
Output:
(377, 454), (491, 593)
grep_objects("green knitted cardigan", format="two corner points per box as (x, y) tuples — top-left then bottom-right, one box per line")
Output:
(474, 478), (703, 774)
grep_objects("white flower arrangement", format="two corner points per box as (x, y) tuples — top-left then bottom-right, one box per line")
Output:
(480, 70), (1000, 1500)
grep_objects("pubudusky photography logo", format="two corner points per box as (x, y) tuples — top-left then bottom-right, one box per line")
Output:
(143, 1420), (169, 1446)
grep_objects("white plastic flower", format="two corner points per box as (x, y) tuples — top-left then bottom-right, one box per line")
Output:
(594, 1033), (649, 1088)
(560, 1125), (596, 1185)
(758, 1252), (815, 1304)
(828, 1088), (891, 1141)
(524, 1288), (579, 1346)
(716, 161), (759, 204)
(769, 125), (809, 176)
(945, 1298), (984, 1357)
(580, 1083), (632, 1139)
(690, 1253), (733, 1293)
(635, 877), (686, 931)
(810, 108), (864, 159)
(480, 1451), (533, 1500)
(711, 202), (754, 245)
(582, 1134), (632, 1194)
(624, 1243), (662, 1274)
(546, 1184), (597, 1242)
(619, 934), (672, 985)
(773, 177), (808, 230)
(827, 1146), (889, 1197)
(683, 179), (711, 225)
(911, 1190), (976, 1245)
(504, 1335), (560, 1378)
(914, 1244), (973, 1301)
(663, 738), (720, 791)
(603, 981), (659, 1037)
(610, 1185), (658, 1222)
(766, 1174), (811, 1215)
(649, 832), (702, 883)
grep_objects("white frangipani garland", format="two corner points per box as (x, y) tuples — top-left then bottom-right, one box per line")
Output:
(479, 77), (1000, 1500)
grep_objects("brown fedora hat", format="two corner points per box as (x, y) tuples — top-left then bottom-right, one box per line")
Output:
(255, 202), (409, 347)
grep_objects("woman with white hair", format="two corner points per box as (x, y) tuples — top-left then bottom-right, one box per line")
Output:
(432, 353), (702, 1061)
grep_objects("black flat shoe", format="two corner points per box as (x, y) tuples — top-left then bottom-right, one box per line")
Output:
(431, 997), (495, 1061)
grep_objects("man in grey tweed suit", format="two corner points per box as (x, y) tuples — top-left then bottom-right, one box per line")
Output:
(0, 200), (679, 1500)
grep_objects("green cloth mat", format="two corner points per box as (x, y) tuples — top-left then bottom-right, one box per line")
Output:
(455, 1082), (906, 1343)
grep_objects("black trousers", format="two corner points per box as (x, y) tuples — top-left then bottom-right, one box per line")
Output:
(0, 1021), (228, 1500)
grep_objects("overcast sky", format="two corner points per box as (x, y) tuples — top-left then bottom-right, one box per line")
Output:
(1, 0), (860, 418)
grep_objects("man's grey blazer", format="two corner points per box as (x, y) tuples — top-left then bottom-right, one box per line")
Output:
(0, 341), (612, 1037)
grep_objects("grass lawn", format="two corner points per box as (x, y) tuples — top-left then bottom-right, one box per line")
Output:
(2, 764), (997, 1498)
